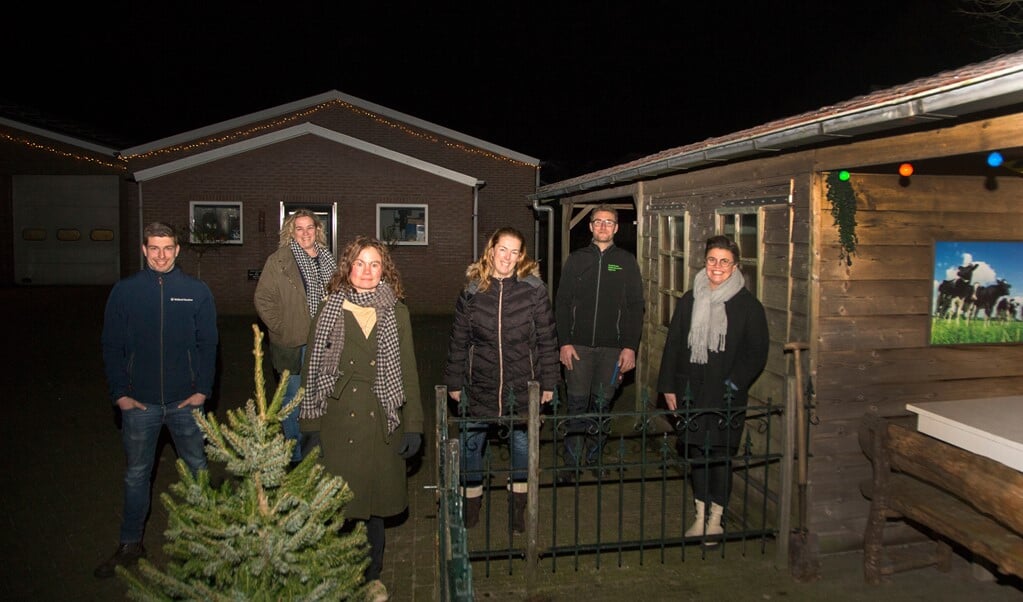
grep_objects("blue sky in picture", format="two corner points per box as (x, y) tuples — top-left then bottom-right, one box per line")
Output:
(933, 241), (1023, 288)
(933, 241), (1023, 319)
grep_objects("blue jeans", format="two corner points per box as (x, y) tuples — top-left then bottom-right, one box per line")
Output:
(460, 422), (528, 485)
(120, 402), (207, 543)
(281, 370), (303, 463)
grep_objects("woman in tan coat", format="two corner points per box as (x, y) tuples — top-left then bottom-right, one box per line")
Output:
(254, 209), (337, 465)
(301, 236), (423, 602)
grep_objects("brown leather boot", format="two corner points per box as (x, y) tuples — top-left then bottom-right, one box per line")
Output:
(509, 492), (527, 534)
(464, 495), (482, 528)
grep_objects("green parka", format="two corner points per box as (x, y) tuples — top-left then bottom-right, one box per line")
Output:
(300, 302), (423, 520)
(254, 245), (317, 373)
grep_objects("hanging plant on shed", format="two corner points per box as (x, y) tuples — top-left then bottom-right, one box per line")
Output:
(825, 171), (858, 266)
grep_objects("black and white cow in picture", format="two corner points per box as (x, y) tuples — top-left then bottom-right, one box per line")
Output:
(935, 263), (979, 319)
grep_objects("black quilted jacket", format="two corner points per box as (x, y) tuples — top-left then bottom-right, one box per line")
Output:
(444, 274), (560, 417)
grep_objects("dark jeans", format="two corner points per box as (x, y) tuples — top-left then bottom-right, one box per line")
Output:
(279, 345), (306, 463)
(120, 402), (207, 543)
(682, 443), (737, 507)
(460, 422), (528, 486)
(563, 345), (621, 465)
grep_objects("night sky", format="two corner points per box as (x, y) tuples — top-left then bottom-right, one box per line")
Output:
(1, 1), (1006, 181)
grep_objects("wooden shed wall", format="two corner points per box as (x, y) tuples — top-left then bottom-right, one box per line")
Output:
(810, 172), (1023, 552)
(550, 111), (1023, 556)
(636, 158), (815, 530)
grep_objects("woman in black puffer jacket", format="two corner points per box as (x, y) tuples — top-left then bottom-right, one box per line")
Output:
(444, 227), (560, 533)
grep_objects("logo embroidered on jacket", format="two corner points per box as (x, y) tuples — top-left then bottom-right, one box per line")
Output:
(170, 297), (194, 302)
(607, 264), (623, 272)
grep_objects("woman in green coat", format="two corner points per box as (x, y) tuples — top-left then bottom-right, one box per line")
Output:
(302, 236), (423, 602)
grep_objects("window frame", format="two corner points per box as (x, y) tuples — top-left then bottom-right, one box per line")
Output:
(377, 203), (428, 246)
(189, 201), (243, 245)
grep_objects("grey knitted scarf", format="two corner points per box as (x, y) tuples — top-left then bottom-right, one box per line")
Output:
(302, 281), (405, 433)
(290, 240), (338, 317)
(688, 268), (745, 364)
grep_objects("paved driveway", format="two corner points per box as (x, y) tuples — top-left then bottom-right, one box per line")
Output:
(3, 286), (1022, 601)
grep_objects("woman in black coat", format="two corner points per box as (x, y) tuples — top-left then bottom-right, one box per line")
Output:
(444, 227), (560, 533)
(657, 235), (769, 544)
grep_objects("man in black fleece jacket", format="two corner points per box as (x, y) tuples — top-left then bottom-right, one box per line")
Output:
(555, 205), (644, 478)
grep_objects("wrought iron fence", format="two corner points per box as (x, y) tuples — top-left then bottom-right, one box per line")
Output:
(435, 381), (787, 599)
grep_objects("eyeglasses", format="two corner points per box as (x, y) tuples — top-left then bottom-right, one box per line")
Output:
(591, 219), (617, 227)
(705, 257), (734, 267)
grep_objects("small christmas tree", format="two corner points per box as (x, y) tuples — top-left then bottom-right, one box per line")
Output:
(118, 324), (370, 601)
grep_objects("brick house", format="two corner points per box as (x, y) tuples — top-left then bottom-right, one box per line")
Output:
(1, 91), (542, 314)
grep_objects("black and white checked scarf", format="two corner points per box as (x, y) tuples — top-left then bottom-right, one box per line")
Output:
(302, 281), (405, 433)
(290, 240), (338, 317)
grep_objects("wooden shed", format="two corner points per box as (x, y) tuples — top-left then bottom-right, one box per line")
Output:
(533, 50), (1023, 558)
(2, 91), (541, 315)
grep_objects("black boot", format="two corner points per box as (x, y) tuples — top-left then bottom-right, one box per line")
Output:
(464, 496), (482, 528)
(509, 491), (527, 534)
(94, 542), (146, 579)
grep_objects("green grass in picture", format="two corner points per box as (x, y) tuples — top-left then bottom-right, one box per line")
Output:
(930, 318), (1023, 345)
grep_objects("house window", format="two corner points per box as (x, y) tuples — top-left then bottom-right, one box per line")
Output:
(189, 201), (243, 244)
(281, 202), (338, 255)
(656, 213), (690, 327)
(716, 208), (760, 297)
(377, 204), (427, 246)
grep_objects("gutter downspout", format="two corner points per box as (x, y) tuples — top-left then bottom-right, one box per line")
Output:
(473, 180), (486, 259)
(531, 168), (554, 291)
(137, 181), (144, 271)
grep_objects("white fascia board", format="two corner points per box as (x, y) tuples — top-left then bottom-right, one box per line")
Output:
(122, 90), (540, 166)
(132, 122), (481, 187)
(0, 117), (118, 155)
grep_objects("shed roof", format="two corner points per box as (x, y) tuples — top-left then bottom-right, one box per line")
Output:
(534, 50), (1023, 200)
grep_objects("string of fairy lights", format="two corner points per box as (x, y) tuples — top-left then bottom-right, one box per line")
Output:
(827, 151), (1012, 267)
(5, 97), (535, 169)
(1, 130), (125, 170)
(118, 98), (535, 168)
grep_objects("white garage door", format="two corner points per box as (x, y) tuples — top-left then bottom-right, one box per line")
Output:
(13, 175), (121, 285)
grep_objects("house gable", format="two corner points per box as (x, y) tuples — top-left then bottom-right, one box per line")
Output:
(132, 122), (482, 187)
(122, 90), (539, 167)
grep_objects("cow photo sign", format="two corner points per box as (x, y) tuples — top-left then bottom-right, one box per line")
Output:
(931, 240), (1023, 344)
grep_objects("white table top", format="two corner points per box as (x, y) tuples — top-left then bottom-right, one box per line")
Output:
(906, 396), (1023, 473)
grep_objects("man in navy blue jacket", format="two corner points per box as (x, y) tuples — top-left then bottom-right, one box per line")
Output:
(94, 222), (218, 578)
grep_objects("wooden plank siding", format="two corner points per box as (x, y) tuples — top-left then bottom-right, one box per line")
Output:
(812, 171), (1023, 553)
(556, 112), (1023, 558)
(636, 171), (809, 533)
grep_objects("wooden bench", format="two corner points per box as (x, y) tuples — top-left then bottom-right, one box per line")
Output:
(858, 412), (1023, 584)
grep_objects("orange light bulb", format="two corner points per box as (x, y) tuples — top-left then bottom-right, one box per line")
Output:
(898, 163), (914, 177)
